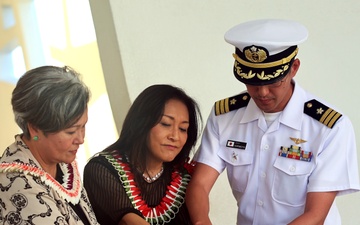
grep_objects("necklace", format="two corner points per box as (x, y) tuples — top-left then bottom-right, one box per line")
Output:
(143, 166), (164, 183)
(103, 150), (192, 225)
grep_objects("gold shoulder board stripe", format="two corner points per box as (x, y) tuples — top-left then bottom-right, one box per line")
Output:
(303, 99), (342, 129)
(214, 93), (250, 116)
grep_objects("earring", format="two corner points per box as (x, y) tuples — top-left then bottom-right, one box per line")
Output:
(33, 136), (38, 141)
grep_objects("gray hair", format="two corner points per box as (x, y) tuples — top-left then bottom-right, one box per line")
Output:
(11, 65), (90, 138)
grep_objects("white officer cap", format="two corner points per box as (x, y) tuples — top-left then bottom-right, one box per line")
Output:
(224, 19), (308, 86)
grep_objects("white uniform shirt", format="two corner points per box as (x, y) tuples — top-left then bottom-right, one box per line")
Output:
(196, 82), (360, 225)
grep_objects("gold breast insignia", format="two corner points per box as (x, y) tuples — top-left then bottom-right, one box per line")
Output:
(290, 137), (307, 145)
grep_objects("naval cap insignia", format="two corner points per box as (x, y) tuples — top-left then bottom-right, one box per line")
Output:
(244, 45), (268, 63)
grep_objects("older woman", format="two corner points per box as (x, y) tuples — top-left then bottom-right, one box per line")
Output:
(0, 66), (99, 225)
(83, 84), (202, 225)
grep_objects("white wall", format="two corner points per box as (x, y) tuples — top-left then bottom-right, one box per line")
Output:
(90, 1), (360, 224)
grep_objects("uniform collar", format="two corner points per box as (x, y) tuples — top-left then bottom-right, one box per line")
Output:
(279, 81), (306, 130)
(240, 80), (306, 130)
(241, 99), (263, 123)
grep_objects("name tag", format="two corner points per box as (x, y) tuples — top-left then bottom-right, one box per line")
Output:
(226, 140), (247, 150)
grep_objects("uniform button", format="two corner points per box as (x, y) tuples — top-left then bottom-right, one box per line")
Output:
(289, 166), (296, 172)
(257, 200), (264, 206)
(263, 145), (269, 150)
(261, 172), (266, 178)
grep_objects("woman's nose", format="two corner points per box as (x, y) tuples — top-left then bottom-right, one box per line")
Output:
(75, 129), (85, 144)
(168, 128), (179, 141)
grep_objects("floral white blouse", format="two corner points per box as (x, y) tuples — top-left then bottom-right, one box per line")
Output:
(0, 135), (99, 225)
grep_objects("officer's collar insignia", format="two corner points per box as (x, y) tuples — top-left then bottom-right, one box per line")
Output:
(231, 151), (238, 162)
(290, 137), (307, 145)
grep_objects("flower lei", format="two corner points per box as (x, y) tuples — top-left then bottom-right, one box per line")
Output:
(0, 161), (82, 204)
(103, 150), (193, 225)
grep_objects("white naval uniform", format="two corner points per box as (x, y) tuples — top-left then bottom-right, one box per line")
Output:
(196, 81), (360, 225)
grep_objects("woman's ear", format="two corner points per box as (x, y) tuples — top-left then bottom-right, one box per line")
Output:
(28, 123), (39, 139)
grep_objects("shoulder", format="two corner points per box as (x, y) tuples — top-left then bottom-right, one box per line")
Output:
(88, 150), (122, 162)
(84, 151), (121, 173)
(214, 92), (251, 116)
(303, 99), (342, 129)
(84, 151), (124, 182)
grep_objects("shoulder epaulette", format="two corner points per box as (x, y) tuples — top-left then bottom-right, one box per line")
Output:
(214, 93), (250, 116)
(303, 99), (342, 129)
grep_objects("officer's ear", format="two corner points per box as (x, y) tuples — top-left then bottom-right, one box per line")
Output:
(289, 58), (300, 78)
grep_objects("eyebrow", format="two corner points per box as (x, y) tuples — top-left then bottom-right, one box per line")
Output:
(68, 123), (86, 129)
(162, 114), (189, 124)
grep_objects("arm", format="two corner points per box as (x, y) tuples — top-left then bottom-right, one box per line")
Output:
(118, 213), (150, 225)
(186, 163), (220, 225)
(288, 191), (338, 225)
(287, 116), (358, 224)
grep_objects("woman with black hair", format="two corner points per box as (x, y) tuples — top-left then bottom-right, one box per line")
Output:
(84, 84), (202, 225)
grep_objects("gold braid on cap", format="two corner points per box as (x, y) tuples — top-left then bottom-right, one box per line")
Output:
(233, 61), (290, 81)
(233, 47), (298, 69)
(232, 47), (298, 81)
